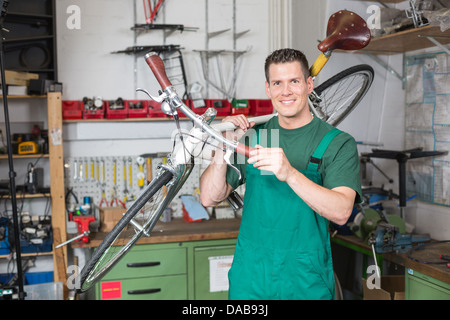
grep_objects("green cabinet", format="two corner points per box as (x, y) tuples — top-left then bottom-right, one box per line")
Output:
(405, 269), (450, 300)
(93, 239), (236, 300)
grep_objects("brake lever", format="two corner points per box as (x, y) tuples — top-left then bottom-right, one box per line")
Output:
(136, 87), (167, 103)
(224, 148), (241, 181)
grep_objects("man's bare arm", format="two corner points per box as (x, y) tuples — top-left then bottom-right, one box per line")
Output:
(200, 115), (254, 207)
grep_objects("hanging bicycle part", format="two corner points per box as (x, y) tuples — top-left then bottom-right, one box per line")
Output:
(111, 44), (181, 55)
(143, 0), (164, 24)
(195, 47), (250, 101)
(131, 23), (198, 34)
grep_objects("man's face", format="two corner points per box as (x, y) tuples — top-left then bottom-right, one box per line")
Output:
(265, 61), (314, 126)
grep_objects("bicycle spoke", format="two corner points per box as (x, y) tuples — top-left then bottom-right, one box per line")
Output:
(321, 75), (362, 120)
(312, 65), (374, 126)
(83, 183), (168, 285)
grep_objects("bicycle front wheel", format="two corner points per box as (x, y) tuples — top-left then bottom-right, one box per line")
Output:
(310, 64), (374, 126)
(78, 168), (175, 293)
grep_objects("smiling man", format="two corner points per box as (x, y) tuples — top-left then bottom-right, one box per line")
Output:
(200, 48), (362, 300)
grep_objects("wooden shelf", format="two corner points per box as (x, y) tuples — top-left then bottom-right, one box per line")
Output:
(0, 251), (53, 259)
(0, 154), (49, 160)
(364, 25), (450, 54)
(0, 192), (51, 199)
(0, 95), (47, 99)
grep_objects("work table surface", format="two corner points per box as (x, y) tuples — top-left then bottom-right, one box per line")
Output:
(71, 218), (241, 248)
(332, 234), (450, 285)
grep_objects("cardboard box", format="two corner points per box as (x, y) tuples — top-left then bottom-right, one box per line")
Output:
(3, 70), (39, 86)
(99, 206), (126, 232)
(362, 276), (405, 300)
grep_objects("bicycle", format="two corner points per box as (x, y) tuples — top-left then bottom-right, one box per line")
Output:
(77, 10), (374, 293)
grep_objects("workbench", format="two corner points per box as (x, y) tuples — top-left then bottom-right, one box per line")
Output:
(331, 234), (450, 299)
(74, 220), (449, 300)
(74, 218), (241, 300)
(73, 218), (240, 248)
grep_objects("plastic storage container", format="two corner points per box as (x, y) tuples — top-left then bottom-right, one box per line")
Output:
(62, 100), (83, 120)
(248, 99), (273, 116)
(126, 100), (148, 118)
(231, 99), (250, 115)
(105, 98), (128, 119)
(205, 99), (231, 116)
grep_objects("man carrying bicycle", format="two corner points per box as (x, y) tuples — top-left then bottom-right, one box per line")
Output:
(200, 48), (362, 300)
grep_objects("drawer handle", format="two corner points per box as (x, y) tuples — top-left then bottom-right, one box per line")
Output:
(128, 288), (161, 295)
(126, 261), (161, 268)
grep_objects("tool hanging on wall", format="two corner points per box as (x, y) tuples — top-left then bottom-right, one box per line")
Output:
(65, 154), (199, 219)
(110, 159), (125, 208)
(128, 157), (137, 202)
(99, 159), (109, 207)
(122, 157), (129, 203)
(136, 156), (145, 189)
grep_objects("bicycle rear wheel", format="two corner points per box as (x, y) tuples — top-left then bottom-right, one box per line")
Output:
(310, 64), (374, 126)
(78, 168), (175, 293)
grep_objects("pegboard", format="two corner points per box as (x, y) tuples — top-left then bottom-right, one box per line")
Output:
(64, 155), (202, 218)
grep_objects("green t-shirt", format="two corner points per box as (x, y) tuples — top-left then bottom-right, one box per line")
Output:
(226, 115), (362, 204)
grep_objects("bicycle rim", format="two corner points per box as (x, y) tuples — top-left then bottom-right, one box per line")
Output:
(310, 64), (374, 126)
(78, 168), (175, 293)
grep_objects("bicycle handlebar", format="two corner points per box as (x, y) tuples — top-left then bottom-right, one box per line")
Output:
(144, 52), (253, 158)
(145, 52), (172, 90)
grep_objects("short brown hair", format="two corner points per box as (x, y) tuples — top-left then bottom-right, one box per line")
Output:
(264, 48), (310, 82)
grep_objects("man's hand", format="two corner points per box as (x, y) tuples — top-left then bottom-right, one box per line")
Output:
(221, 115), (255, 141)
(247, 145), (294, 182)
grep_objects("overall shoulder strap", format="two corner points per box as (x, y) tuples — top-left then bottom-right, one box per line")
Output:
(307, 128), (342, 171)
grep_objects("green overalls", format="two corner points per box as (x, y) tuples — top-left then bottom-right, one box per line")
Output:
(228, 128), (341, 300)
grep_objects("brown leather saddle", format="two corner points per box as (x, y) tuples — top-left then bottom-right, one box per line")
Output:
(318, 10), (371, 52)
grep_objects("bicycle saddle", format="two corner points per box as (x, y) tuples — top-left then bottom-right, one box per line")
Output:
(318, 10), (371, 52)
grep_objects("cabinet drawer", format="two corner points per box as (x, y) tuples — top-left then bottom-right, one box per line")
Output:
(103, 246), (186, 280)
(99, 274), (187, 300)
(406, 269), (450, 300)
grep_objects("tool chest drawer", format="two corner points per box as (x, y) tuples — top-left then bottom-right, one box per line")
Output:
(99, 274), (187, 300)
(405, 269), (450, 300)
(102, 245), (187, 280)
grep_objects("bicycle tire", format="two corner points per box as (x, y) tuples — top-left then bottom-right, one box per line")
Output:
(310, 64), (374, 126)
(78, 169), (174, 293)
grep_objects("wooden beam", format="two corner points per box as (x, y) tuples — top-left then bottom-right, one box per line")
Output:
(47, 92), (68, 282)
